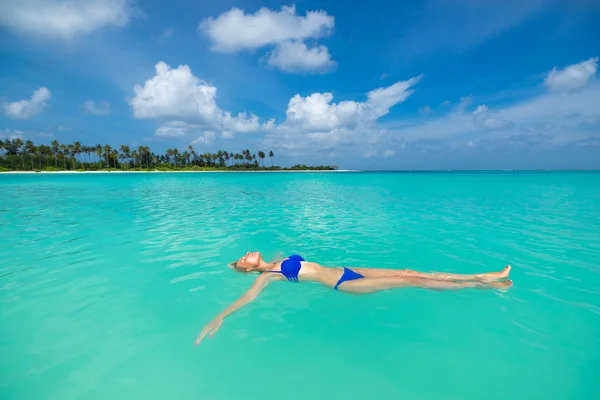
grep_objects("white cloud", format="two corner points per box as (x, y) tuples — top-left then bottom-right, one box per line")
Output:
(0, 128), (25, 140)
(222, 131), (233, 139)
(472, 104), (514, 130)
(383, 83), (600, 151)
(267, 40), (336, 73)
(130, 62), (271, 134)
(83, 100), (111, 116)
(366, 75), (423, 119)
(263, 58), (600, 165)
(383, 150), (395, 157)
(222, 111), (274, 132)
(0, 0), (134, 41)
(543, 57), (598, 93)
(155, 121), (201, 137)
(456, 95), (473, 114)
(3, 87), (51, 119)
(284, 92), (361, 131)
(199, 5), (336, 74)
(199, 5), (334, 52)
(191, 131), (216, 145)
(380, 73), (388, 80)
(419, 105), (432, 114)
(441, 100), (451, 106)
(131, 62), (218, 120)
(265, 75), (423, 150)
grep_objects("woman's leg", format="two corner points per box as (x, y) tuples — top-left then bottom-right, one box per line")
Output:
(350, 265), (511, 283)
(337, 276), (512, 294)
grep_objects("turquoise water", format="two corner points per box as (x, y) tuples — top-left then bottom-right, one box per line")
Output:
(1, 172), (599, 400)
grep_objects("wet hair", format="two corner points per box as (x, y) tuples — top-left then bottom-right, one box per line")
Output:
(228, 260), (262, 274)
(227, 260), (243, 272)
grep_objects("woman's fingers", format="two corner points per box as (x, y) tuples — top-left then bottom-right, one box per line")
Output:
(194, 327), (210, 345)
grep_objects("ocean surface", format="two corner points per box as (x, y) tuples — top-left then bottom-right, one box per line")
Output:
(1, 172), (599, 400)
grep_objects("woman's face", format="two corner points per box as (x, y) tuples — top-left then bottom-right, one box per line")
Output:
(236, 251), (262, 269)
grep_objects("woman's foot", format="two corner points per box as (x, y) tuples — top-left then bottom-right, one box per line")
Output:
(479, 265), (511, 282)
(488, 279), (513, 290)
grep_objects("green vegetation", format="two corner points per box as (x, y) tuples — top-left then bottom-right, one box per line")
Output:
(0, 139), (337, 172)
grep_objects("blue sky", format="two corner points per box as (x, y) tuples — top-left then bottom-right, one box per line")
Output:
(1, 0), (599, 169)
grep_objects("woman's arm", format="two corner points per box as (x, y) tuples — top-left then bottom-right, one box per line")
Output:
(194, 273), (274, 345)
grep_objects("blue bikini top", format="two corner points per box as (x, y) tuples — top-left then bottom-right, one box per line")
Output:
(266, 254), (304, 282)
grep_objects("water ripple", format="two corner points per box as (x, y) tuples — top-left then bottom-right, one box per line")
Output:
(1, 172), (600, 399)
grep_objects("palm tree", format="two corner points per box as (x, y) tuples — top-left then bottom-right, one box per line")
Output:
(165, 148), (172, 166)
(111, 149), (118, 169)
(131, 150), (138, 170)
(103, 144), (112, 169)
(3, 140), (12, 169)
(84, 146), (92, 169)
(36, 144), (44, 169)
(140, 146), (150, 169)
(40, 145), (52, 169)
(258, 151), (265, 167)
(269, 150), (274, 167)
(13, 138), (25, 169)
(73, 141), (82, 169)
(66, 144), (75, 169)
(95, 145), (103, 169)
(147, 147), (152, 169)
(120, 145), (130, 170)
(60, 144), (68, 170)
(187, 145), (196, 166)
(118, 151), (127, 170)
(183, 151), (190, 168)
(24, 140), (36, 170)
(82, 146), (90, 168)
(136, 146), (144, 170)
(173, 148), (179, 168)
(1, 140), (8, 160)
(50, 140), (59, 168)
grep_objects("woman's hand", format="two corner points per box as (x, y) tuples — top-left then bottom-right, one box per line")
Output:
(193, 274), (273, 346)
(194, 317), (223, 345)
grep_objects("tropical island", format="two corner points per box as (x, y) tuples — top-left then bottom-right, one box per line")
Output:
(0, 139), (339, 172)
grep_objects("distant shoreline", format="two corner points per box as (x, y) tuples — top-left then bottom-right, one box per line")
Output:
(2, 169), (598, 175)
(1, 169), (361, 174)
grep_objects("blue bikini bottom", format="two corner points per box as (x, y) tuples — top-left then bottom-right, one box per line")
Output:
(334, 267), (364, 290)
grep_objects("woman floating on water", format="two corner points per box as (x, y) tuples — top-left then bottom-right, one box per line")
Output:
(195, 252), (512, 345)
